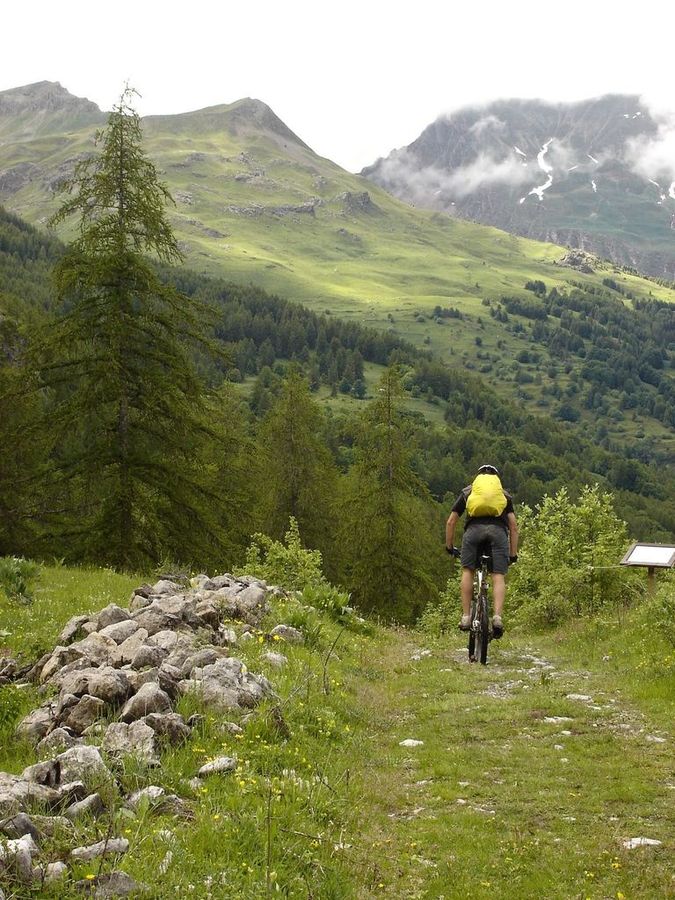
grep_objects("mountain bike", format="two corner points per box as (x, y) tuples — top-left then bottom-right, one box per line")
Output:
(468, 546), (492, 665)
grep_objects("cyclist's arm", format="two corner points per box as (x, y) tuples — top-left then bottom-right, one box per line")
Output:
(446, 511), (460, 549)
(507, 511), (519, 555)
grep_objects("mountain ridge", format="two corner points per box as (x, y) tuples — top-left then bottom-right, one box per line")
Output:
(362, 94), (675, 279)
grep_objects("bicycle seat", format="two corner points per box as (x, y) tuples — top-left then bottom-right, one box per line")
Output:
(477, 540), (492, 561)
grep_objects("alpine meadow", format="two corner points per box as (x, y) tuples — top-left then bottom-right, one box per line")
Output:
(0, 82), (672, 899)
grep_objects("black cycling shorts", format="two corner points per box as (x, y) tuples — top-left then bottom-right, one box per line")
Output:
(461, 523), (509, 574)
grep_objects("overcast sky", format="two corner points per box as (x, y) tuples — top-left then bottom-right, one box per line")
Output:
(3, 0), (675, 172)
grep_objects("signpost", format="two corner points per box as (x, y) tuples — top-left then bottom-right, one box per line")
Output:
(620, 542), (675, 594)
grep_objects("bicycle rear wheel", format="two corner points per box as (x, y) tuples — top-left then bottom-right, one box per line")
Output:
(474, 573), (489, 665)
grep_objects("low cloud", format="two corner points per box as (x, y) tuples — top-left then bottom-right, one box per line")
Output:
(623, 97), (675, 182)
(377, 148), (532, 201)
(469, 115), (506, 136)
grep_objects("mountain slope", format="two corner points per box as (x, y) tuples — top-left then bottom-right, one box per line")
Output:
(362, 95), (675, 279)
(0, 84), (674, 463)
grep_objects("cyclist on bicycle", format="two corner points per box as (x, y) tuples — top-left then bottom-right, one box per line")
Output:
(445, 464), (519, 638)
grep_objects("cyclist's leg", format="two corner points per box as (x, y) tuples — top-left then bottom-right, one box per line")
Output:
(486, 524), (509, 634)
(459, 526), (480, 628)
(460, 567), (473, 616)
(492, 574), (505, 616)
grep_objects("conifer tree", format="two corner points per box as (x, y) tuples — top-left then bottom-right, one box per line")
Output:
(41, 88), (223, 569)
(339, 367), (441, 621)
(256, 369), (338, 573)
(0, 315), (45, 555)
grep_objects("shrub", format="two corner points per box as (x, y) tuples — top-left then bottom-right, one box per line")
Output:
(419, 571), (461, 636)
(243, 518), (324, 592)
(0, 557), (41, 603)
(508, 486), (643, 628)
(643, 573), (675, 649)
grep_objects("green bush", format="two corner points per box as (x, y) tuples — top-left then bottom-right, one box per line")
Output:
(419, 576), (460, 636)
(508, 486), (643, 628)
(243, 518), (324, 592)
(243, 519), (364, 628)
(0, 556), (41, 603)
(0, 684), (27, 731)
(643, 573), (675, 649)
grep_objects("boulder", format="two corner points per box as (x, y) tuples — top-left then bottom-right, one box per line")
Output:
(146, 629), (180, 652)
(71, 836), (129, 861)
(197, 756), (237, 777)
(130, 645), (167, 670)
(263, 651), (288, 669)
(142, 713), (190, 746)
(21, 759), (60, 787)
(98, 620), (139, 644)
(59, 667), (131, 706)
(0, 772), (60, 815)
(94, 604), (130, 631)
(152, 579), (182, 595)
(62, 694), (107, 734)
(37, 727), (81, 755)
(39, 646), (83, 684)
(57, 615), (90, 645)
(120, 683), (172, 722)
(180, 647), (227, 678)
(131, 606), (181, 636)
(0, 812), (40, 843)
(0, 833), (37, 881)
(102, 722), (158, 760)
(74, 870), (148, 896)
(64, 792), (105, 820)
(15, 704), (57, 744)
(116, 628), (150, 665)
(45, 861), (68, 882)
(270, 624), (304, 645)
(68, 632), (119, 667)
(56, 746), (111, 787)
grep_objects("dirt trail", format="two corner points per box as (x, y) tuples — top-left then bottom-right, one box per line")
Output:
(351, 631), (674, 899)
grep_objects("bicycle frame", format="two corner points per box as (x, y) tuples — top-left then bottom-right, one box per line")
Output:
(468, 552), (492, 664)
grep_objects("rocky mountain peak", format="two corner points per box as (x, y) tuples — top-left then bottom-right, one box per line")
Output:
(0, 81), (104, 140)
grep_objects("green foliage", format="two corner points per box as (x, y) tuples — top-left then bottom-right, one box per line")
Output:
(244, 517), (325, 592)
(418, 575), (460, 636)
(0, 555), (40, 602)
(36, 88), (226, 570)
(509, 485), (643, 627)
(338, 367), (444, 622)
(0, 683), (26, 730)
(642, 573), (675, 649)
(256, 370), (339, 573)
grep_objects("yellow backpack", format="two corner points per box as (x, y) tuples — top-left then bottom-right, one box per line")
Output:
(466, 473), (507, 517)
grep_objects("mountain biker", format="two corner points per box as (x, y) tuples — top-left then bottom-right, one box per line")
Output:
(445, 464), (519, 638)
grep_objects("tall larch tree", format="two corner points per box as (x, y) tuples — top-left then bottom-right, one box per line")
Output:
(42, 87), (223, 569)
(339, 367), (442, 621)
(256, 369), (338, 574)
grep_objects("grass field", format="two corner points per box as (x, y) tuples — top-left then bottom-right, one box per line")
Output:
(0, 564), (672, 897)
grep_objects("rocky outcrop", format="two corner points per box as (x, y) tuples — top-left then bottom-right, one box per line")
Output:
(0, 571), (297, 895)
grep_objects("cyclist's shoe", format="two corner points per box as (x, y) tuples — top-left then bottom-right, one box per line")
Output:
(492, 615), (504, 639)
(459, 614), (471, 632)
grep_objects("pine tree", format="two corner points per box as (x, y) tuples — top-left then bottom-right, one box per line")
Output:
(0, 315), (45, 555)
(256, 369), (338, 573)
(339, 367), (441, 621)
(40, 88), (223, 569)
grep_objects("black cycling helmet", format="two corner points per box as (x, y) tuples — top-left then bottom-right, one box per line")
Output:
(477, 464), (500, 476)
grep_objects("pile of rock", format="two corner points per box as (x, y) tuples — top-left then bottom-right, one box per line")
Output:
(0, 572), (300, 896)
